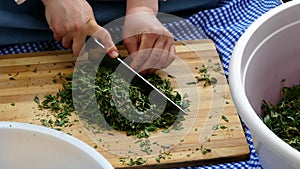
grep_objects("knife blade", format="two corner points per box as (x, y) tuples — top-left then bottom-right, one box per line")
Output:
(92, 37), (188, 115)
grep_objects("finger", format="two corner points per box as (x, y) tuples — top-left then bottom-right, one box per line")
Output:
(163, 43), (176, 68)
(72, 32), (86, 57)
(139, 38), (165, 72)
(50, 24), (67, 39)
(123, 36), (139, 56)
(89, 24), (118, 58)
(147, 68), (159, 74)
(161, 36), (176, 68)
(146, 42), (174, 74)
(61, 35), (73, 49)
(130, 33), (156, 71)
(145, 42), (174, 74)
(53, 32), (62, 42)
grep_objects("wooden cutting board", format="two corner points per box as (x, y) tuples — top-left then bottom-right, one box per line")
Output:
(0, 40), (249, 168)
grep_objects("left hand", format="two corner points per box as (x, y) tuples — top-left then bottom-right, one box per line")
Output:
(123, 12), (176, 74)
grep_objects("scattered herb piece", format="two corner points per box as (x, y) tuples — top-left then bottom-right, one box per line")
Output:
(167, 74), (176, 78)
(201, 148), (212, 155)
(156, 151), (172, 163)
(221, 115), (229, 122)
(32, 68), (38, 73)
(155, 156), (161, 163)
(139, 139), (152, 155)
(8, 72), (19, 80)
(128, 158), (147, 166)
(119, 157), (126, 165)
(52, 78), (57, 83)
(161, 144), (170, 149)
(212, 124), (218, 130)
(220, 124), (227, 130)
(34, 96), (40, 104)
(186, 64), (217, 86)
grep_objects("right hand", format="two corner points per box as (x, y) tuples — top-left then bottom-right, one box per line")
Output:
(42, 0), (118, 58)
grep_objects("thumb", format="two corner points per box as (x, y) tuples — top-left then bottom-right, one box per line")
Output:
(87, 20), (119, 58)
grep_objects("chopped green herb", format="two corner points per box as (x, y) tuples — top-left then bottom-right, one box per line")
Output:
(201, 148), (212, 155)
(261, 81), (300, 151)
(186, 64), (218, 86)
(167, 74), (176, 78)
(34, 96), (40, 104)
(220, 124), (227, 130)
(221, 115), (229, 122)
(8, 72), (19, 80)
(32, 68), (38, 73)
(156, 151), (172, 163)
(212, 124), (218, 130)
(52, 78), (57, 83)
(139, 139), (152, 155)
(155, 156), (161, 163)
(128, 158), (147, 166)
(161, 144), (170, 149)
(35, 56), (189, 138)
(119, 157), (126, 165)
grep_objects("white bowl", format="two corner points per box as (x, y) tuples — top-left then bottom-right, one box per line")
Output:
(229, 1), (300, 169)
(0, 122), (114, 169)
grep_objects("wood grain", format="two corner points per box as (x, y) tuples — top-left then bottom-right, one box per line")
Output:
(0, 40), (249, 168)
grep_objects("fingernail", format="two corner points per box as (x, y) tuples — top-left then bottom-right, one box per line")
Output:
(110, 50), (119, 58)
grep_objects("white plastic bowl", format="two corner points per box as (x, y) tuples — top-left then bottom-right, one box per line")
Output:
(0, 122), (114, 169)
(229, 1), (300, 169)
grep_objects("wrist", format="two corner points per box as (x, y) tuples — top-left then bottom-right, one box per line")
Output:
(126, 0), (158, 16)
(126, 6), (158, 17)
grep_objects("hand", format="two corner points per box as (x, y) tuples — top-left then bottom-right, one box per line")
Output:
(42, 0), (118, 57)
(123, 12), (175, 74)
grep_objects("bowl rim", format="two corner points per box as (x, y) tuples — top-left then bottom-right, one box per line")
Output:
(229, 0), (300, 167)
(0, 121), (114, 169)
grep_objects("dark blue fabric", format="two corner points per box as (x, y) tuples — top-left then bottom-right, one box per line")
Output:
(0, 0), (49, 45)
(0, 0), (218, 45)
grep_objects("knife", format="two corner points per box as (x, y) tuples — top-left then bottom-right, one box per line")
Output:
(92, 37), (188, 115)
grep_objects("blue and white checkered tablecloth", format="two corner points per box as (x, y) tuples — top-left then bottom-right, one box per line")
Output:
(0, 0), (283, 168)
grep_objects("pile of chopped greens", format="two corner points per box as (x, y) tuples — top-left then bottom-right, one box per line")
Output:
(261, 81), (300, 151)
(38, 57), (189, 138)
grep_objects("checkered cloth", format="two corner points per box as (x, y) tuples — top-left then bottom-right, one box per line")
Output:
(0, 0), (283, 168)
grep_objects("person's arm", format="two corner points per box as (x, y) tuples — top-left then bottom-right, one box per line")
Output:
(123, 0), (175, 74)
(41, 0), (118, 57)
